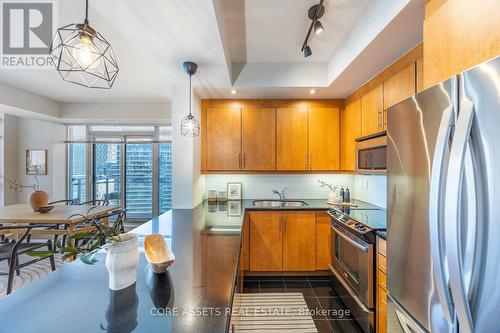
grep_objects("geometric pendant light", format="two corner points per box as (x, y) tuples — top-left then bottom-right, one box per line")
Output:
(49, 0), (118, 89)
(180, 61), (200, 137)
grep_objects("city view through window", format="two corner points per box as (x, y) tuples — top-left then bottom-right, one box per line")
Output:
(68, 125), (172, 220)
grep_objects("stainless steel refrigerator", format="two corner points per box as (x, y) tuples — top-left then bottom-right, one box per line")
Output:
(386, 55), (500, 333)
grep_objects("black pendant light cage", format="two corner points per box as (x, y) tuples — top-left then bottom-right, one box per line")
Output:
(49, 0), (118, 89)
(181, 61), (200, 137)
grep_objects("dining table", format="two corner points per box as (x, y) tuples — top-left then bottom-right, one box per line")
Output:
(0, 204), (120, 248)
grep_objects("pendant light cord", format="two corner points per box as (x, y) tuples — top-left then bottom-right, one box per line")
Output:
(189, 73), (192, 117)
(84, 0), (89, 24)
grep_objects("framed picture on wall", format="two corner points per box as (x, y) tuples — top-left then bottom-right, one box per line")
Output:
(26, 149), (47, 175)
(227, 182), (242, 201)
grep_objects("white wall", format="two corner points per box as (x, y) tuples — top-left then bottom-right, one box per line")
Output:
(352, 175), (387, 208)
(1, 115), (66, 205)
(205, 174), (354, 200)
(205, 173), (387, 208)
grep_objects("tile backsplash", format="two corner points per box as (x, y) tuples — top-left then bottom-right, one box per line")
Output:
(204, 174), (387, 208)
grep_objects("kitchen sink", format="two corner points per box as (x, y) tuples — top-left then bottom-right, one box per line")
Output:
(252, 200), (309, 208)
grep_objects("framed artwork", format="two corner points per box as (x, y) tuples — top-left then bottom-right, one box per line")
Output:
(26, 149), (48, 175)
(227, 200), (242, 217)
(227, 182), (242, 201)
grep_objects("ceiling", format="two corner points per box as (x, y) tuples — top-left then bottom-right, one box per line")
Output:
(0, 0), (424, 106)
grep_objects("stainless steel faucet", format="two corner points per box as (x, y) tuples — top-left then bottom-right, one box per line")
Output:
(272, 188), (288, 203)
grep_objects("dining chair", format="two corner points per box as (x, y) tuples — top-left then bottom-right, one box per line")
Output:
(28, 199), (78, 244)
(0, 225), (56, 295)
(79, 200), (109, 206)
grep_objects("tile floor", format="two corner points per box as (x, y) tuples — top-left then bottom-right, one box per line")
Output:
(242, 276), (364, 333)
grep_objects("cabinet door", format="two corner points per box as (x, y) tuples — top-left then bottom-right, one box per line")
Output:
(206, 107), (241, 170)
(242, 108), (276, 170)
(383, 63), (416, 129)
(361, 84), (383, 136)
(308, 108), (340, 170)
(283, 211), (315, 271)
(315, 211), (331, 270)
(377, 285), (388, 333)
(340, 99), (362, 171)
(249, 211), (283, 271)
(276, 108), (308, 170)
(239, 213), (250, 271)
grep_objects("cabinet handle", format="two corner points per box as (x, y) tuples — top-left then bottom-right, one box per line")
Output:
(238, 154), (241, 169)
(243, 153), (246, 169)
(305, 154), (308, 170)
(309, 154), (312, 170)
(384, 109), (387, 128)
(377, 110), (381, 129)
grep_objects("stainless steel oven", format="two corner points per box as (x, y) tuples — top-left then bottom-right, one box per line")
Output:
(330, 221), (374, 308)
(329, 219), (376, 333)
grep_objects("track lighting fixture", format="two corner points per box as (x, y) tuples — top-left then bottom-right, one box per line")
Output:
(301, 0), (325, 58)
(304, 45), (312, 58)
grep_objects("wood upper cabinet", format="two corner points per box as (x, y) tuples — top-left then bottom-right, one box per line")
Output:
(205, 107), (241, 170)
(416, 58), (424, 93)
(361, 84), (383, 136)
(249, 211), (283, 271)
(283, 211), (316, 271)
(315, 211), (331, 270)
(308, 108), (340, 170)
(276, 108), (308, 171)
(242, 108), (275, 171)
(341, 98), (362, 171)
(383, 63), (416, 129)
(423, 0), (500, 88)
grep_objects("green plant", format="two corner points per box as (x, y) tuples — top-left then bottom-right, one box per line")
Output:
(318, 180), (337, 192)
(29, 209), (124, 264)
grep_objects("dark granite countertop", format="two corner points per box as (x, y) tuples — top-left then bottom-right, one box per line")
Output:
(0, 198), (382, 333)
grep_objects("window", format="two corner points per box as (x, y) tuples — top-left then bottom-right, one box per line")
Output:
(66, 125), (172, 219)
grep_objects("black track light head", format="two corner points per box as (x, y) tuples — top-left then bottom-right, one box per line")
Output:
(304, 45), (312, 57)
(313, 20), (324, 35)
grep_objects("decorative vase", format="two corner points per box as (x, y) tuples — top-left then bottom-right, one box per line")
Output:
(106, 234), (140, 291)
(29, 190), (49, 209)
(328, 191), (337, 203)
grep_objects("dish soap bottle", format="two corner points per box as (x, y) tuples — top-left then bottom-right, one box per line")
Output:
(340, 187), (345, 202)
(345, 187), (351, 203)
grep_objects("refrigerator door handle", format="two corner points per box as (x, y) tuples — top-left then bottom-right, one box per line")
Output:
(444, 99), (475, 333)
(429, 106), (455, 322)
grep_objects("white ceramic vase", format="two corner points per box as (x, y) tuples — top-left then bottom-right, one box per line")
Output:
(328, 191), (338, 203)
(105, 233), (139, 290)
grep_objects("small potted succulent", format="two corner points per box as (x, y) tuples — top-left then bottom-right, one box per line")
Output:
(1, 175), (48, 209)
(318, 180), (341, 203)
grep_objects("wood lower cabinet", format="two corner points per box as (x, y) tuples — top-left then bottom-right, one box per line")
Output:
(377, 285), (388, 333)
(239, 214), (250, 271)
(282, 211), (316, 271)
(276, 108), (308, 171)
(314, 211), (331, 270)
(205, 107), (241, 170)
(361, 84), (384, 136)
(377, 236), (387, 333)
(247, 210), (328, 273)
(340, 98), (362, 171)
(249, 211), (283, 271)
(308, 108), (340, 170)
(242, 108), (276, 171)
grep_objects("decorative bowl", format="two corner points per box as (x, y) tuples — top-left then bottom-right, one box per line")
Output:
(34, 205), (54, 213)
(144, 234), (175, 274)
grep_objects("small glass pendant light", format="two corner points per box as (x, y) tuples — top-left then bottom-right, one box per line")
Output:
(181, 61), (200, 137)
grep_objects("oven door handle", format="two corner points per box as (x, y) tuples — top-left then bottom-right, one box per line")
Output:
(330, 223), (368, 252)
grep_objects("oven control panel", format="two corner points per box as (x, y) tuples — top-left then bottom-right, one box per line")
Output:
(328, 209), (372, 235)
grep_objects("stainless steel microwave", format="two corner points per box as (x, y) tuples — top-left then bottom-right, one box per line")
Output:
(356, 133), (387, 174)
